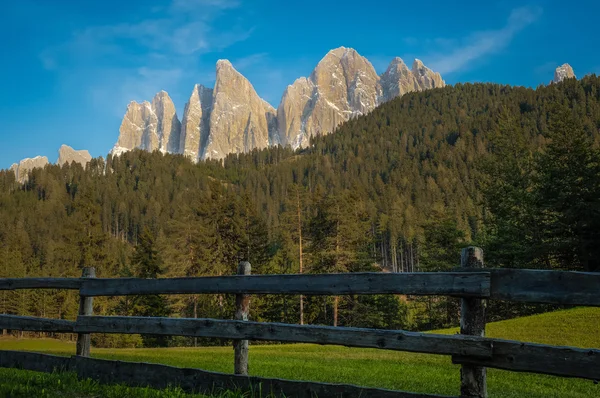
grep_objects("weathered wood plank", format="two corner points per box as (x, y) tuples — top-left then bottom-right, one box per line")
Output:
(2, 269), (599, 307)
(0, 278), (82, 290)
(0, 350), (73, 373)
(79, 272), (491, 297)
(76, 267), (95, 357)
(458, 247), (487, 398)
(0, 351), (452, 397)
(0, 315), (75, 333)
(73, 355), (452, 398)
(75, 316), (493, 358)
(234, 261), (251, 376)
(489, 269), (600, 306)
(453, 340), (600, 380)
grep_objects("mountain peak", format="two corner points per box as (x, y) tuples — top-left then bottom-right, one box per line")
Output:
(389, 57), (407, 67)
(180, 84), (214, 162)
(112, 90), (181, 156)
(216, 59), (235, 71)
(11, 156), (49, 183)
(553, 63), (576, 83)
(153, 90), (172, 101)
(205, 56), (273, 160)
(412, 59), (426, 72)
(58, 145), (92, 167)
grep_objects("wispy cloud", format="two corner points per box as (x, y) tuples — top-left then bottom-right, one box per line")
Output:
(42, 0), (249, 65)
(40, 0), (250, 121)
(232, 53), (268, 70)
(89, 67), (184, 116)
(426, 6), (542, 75)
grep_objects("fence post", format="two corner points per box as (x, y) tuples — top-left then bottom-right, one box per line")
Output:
(234, 261), (251, 375)
(76, 267), (95, 357)
(459, 247), (487, 398)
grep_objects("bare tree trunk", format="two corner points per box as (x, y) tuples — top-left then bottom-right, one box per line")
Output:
(400, 239), (404, 272)
(333, 296), (339, 327)
(409, 242), (414, 273)
(296, 187), (304, 326)
(391, 238), (398, 272)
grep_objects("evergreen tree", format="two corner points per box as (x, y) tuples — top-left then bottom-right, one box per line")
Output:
(130, 227), (171, 347)
(534, 106), (600, 271)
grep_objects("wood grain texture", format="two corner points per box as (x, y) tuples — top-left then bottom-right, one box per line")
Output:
(489, 269), (600, 306)
(76, 267), (95, 357)
(453, 340), (600, 381)
(75, 316), (493, 358)
(72, 355), (453, 398)
(0, 351), (452, 397)
(459, 247), (487, 398)
(79, 272), (490, 297)
(234, 261), (251, 376)
(0, 350), (73, 373)
(0, 315), (75, 333)
(0, 278), (82, 290)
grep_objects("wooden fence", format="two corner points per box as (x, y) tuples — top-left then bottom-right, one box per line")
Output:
(0, 246), (599, 398)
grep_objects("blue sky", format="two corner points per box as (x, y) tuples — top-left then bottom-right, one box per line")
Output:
(1, 0), (599, 169)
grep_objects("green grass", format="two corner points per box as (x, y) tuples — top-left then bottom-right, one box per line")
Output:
(1, 307), (599, 397)
(0, 369), (249, 398)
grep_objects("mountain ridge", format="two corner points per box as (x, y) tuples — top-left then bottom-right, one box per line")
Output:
(112, 46), (446, 161)
(6, 60), (578, 172)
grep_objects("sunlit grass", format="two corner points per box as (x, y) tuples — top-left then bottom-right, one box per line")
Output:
(1, 307), (599, 397)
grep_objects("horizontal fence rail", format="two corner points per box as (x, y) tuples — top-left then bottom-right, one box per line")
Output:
(1, 313), (598, 380)
(488, 269), (600, 306)
(453, 340), (600, 380)
(3, 270), (599, 306)
(0, 315), (75, 333)
(0, 351), (449, 398)
(0, 278), (82, 290)
(74, 316), (493, 358)
(78, 272), (491, 297)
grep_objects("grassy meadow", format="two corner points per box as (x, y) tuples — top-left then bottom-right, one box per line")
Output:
(0, 307), (599, 397)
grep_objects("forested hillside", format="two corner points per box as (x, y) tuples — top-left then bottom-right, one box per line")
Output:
(1, 75), (599, 344)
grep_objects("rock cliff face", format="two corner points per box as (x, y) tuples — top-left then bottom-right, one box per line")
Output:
(11, 156), (49, 183)
(111, 91), (181, 156)
(380, 58), (445, 102)
(553, 63), (576, 83)
(11, 145), (92, 184)
(57, 145), (92, 167)
(180, 84), (213, 161)
(111, 46), (445, 159)
(277, 47), (381, 148)
(203, 60), (274, 160)
(277, 48), (445, 148)
(153, 91), (181, 154)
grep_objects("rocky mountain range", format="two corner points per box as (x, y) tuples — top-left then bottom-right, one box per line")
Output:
(7, 58), (578, 178)
(112, 47), (445, 161)
(10, 145), (92, 183)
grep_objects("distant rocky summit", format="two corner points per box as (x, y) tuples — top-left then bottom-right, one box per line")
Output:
(112, 91), (181, 157)
(57, 144), (92, 167)
(11, 145), (92, 183)
(111, 46), (445, 161)
(10, 156), (49, 183)
(553, 63), (576, 83)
